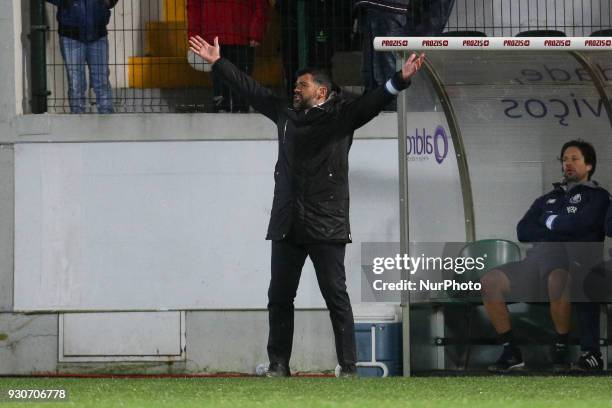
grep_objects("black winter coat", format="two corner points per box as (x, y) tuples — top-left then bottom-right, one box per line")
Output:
(212, 58), (409, 243)
(517, 181), (610, 243)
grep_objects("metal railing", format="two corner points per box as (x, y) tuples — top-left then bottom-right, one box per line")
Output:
(31, 0), (611, 114)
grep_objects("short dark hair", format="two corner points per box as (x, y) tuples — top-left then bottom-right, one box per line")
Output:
(559, 139), (597, 179)
(295, 67), (338, 95)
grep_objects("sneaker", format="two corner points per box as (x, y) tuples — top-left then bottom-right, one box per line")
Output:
(336, 364), (357, 378)
(551, 342), (570, 373)
(264, 362), (291, 378)
(573, 351), (603, 372)
(488, 345), (525, 372)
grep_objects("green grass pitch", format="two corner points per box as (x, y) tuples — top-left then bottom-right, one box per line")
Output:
(0, 377), (611, 408)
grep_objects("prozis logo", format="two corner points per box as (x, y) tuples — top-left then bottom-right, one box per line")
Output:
(407, 126), (449, 164)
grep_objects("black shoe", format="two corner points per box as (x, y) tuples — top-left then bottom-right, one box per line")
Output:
(212, 96), (230, 113)
(488, 345), (525, 372)
(573, 351), (603, 372)
(337, 364), (357, 378)
(551, 342), (570, 373)
(264, 362), (291, 378)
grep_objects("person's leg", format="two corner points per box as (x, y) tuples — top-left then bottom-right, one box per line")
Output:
(547, 267), (572, 370)
(481, 268), (512, 333)
(267, 239), (308, 372)
(481, 264), (525, 371)
(308, 243), (356, 373)
(278, 0), (298, 98)
(369, 9), (399, 90)
(426, 0), (456, 35)
(575, 302), (601, 352)
(359, 10), (375, 92)
(59, 36), (87, 113)
(573, 302), (603, 370)
(407, 0), (456, 36)
(548, 268), (571, 334)
(367, 9), (404, 110)
(212, 46), (236, 112)
(86, 36), (114, 113)
(570, 245), (605, 370)
(230, 45), (254, 112)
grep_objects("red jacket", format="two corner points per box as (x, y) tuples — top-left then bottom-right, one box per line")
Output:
(187, 0), (267, 45)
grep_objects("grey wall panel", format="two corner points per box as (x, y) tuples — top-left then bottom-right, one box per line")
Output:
(185, 310), (336, 373)
(14, 139), (400, 311)
(60, 312), (184, 361)
(0, 0), (17, 121)
(0, 313), (58, 375)
(0, 146), (14, 311)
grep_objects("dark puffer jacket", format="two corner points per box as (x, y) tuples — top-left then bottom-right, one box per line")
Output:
(212, 58), (410, 243)
(517, 181), (610, 243)
(46, 0), (118, 43)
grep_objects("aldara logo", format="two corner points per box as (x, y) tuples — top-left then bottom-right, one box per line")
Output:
(407, 126), (449, 164)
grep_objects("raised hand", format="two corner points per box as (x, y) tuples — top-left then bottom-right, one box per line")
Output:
(189, 35), (221, 64)
(402, 53), (426, 81)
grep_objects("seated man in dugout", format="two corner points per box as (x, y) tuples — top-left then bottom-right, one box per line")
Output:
(480, 140), (610, 373)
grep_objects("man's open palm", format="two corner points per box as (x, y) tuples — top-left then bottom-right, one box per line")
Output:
(189, 35), (220, 64)
(402, 53), (426, 81)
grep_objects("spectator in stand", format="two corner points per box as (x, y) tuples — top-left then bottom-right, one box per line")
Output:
(46, 0), (118, 114)
(187, 0), (267, 112)
(406, 0), (456, 37)
(273, 0), (336, 99)
(353, 0), (410, 97)
(354, 0), (455, 110)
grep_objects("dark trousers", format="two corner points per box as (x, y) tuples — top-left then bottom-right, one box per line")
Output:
(213, 45), (254, 112)
(406, 0), (456, 36)
(359, 9), (407, 93)
(267, 239), (356, 368)
(575, 302), (600, 352)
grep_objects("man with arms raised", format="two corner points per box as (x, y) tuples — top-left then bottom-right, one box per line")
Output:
(189, 35), (424, 377)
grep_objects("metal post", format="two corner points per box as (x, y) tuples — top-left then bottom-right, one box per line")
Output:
(397, 51), (411, 377)
(30, 0), (48, 114)
(569, 51), (612, 129)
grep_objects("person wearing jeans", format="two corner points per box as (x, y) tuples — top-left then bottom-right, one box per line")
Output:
(47, 0), (118, 113)
(59, 35), (113, 113)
